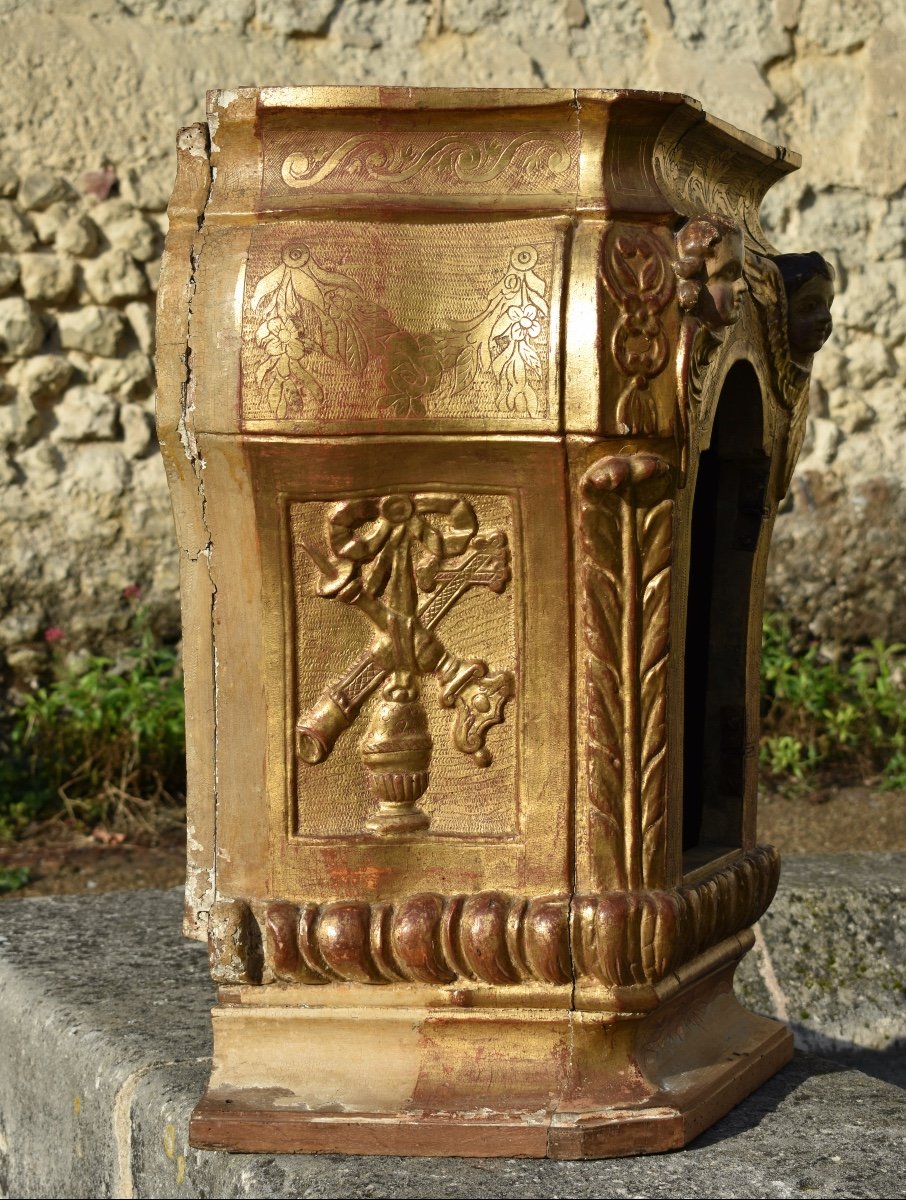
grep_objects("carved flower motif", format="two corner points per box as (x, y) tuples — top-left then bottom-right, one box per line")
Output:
(507, 304), (541, 342)
(262, 314), (312, 379)
(262, 317), (308, 361)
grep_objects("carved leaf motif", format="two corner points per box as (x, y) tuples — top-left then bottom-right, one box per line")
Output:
(451, 341), (480, 394)
(581, 497), (625, 863)
(601, 226), (674, 436)
(580, 456), (673, 892)
(250, 265), (284, 312)
(247, 241), (550, 418)
(639, 499), (671, 868)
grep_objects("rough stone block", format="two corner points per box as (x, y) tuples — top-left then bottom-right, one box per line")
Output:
(18, 170), (72, 212)
(31, 200), (78, 245)
(52, 385), (119, 442)
(18, 252), (77, 305)
(0, 252), (19, 295)
(258, 0), (336, 36)
(54, 212), (100, 258)
(0, 296), (44, 357)
(7, 352), (73, 401)
(0, 390), (41, 451)
(57, 306), (126, 357)
(82, 248), (149, 304)
(104, 211), (161, 262)
(121, 402), (156, 459)
(737, 854), (906, 1069)
(125, 299), (155, 354)
(90, 349), (154, 397)
(0, 200), (36, 253)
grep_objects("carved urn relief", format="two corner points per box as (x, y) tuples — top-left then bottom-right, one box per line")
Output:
(157, 88), (833, 1158)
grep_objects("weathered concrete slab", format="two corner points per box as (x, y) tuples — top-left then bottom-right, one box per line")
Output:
(736, 853), (906, 1086)
(0, 856), (903, 1199)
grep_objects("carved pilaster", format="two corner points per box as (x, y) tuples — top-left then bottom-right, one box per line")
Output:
(579, 454), (674, 893)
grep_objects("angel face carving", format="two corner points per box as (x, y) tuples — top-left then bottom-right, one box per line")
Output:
(773, 252), (835, 365)
(674, 215), (747, 329)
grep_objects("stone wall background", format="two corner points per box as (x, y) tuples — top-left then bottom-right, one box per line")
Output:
(1, 0), (904, 675)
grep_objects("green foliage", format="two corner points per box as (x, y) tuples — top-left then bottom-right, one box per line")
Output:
(761, 613), (906, 791)
(0, 866), (31, 893)
(0, 606), (186, 839)
(1, 606), (903, 843)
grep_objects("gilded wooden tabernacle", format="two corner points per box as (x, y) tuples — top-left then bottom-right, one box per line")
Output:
(157, 87), (833, 1159)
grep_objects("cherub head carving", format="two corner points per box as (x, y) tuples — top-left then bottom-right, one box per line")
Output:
(772, 252), (835, 366)
(674, 215), (747, 328)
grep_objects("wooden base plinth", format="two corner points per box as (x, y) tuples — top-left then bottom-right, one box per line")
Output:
(190, 952), (793, 1159)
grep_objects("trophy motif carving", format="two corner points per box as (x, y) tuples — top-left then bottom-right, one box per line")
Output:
(296, 492), (515, 834)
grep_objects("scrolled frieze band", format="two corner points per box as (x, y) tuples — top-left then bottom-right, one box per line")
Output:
(209, 845), (780, 990)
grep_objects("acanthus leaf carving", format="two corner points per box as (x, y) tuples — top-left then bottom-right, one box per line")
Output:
(580, 454), (673, 893)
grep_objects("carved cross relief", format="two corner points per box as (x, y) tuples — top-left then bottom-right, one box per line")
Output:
(295, 492), (515, 835)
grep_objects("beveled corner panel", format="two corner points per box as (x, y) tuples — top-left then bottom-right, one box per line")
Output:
(214, 435), (573, 902)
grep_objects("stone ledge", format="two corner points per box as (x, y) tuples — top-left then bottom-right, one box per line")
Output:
(0, 856), (902, 1198)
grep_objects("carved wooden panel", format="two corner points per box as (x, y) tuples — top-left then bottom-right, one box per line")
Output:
(238, 219), (567, 431)
(287, 490), (518, 838)
(198, 436), (573, 903)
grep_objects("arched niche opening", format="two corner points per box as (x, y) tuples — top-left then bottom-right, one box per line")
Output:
(682, 360), (770, 872)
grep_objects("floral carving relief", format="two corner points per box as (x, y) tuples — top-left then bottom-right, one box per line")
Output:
(600, 227), (675, 436)
(247, 240), (551, 419)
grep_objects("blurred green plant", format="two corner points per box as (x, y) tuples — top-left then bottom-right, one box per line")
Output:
(0, 866), (31, 893)
(1, 607), (903, 843)
(0, 598), (186, 840)
(760, 612), (906, 791)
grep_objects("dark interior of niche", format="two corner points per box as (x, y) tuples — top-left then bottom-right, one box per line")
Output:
(682, 361), (771, 873)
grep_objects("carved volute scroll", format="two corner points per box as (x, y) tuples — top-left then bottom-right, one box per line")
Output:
(580, 454), (674, 893)
(746, 250), (836, 496)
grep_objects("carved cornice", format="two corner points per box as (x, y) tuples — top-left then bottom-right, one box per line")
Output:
(209, 846), (780, 991)
(651, 107), (798, 254)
